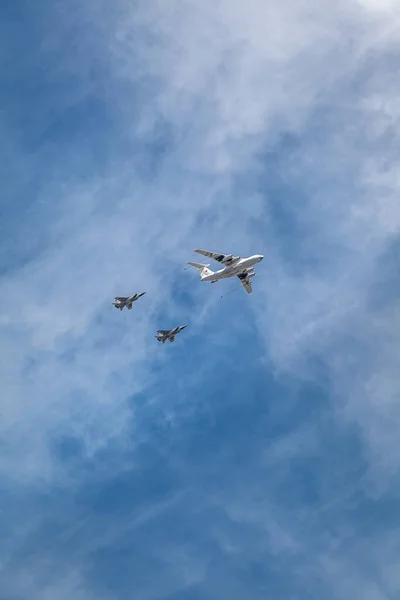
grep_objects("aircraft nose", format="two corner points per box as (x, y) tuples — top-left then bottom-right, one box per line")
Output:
(258, 255), (264, 262)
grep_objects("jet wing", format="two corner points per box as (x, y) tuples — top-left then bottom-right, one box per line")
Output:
(157, 330), (170, 335)
(195, 249), (239, 264)
(237, 273), (253, 294)
(114, 296), (127, 301)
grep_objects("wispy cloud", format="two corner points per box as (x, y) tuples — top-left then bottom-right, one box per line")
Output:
(1, 0), (400, 598)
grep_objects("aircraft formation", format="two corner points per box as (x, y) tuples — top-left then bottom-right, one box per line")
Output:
(113, 248), (264, 343)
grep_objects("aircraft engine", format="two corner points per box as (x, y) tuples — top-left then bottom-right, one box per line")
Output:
(247, 273), (256, 278)
(223, 254), (233, 262)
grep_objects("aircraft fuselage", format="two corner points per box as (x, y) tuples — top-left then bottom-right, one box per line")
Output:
(113, 292), (146, 309)
(202, 255), (263, 281)
(156, 325), (187, 343)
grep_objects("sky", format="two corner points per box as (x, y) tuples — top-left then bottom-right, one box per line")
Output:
(1, 0), (400, 598)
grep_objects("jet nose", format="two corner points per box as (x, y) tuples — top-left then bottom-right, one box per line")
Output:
(258, 255), (264, 262)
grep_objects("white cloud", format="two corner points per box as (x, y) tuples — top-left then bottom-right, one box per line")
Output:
(1, 0), (398, 485)
(2, 1), (400, 597)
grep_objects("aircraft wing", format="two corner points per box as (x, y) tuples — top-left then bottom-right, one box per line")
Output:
(237, 273), (253, 294)
(157, 330), (170, 335)
(114, 296), (127, 301)
(195, 249), (239, 264)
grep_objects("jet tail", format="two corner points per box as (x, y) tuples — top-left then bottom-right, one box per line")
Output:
(187, 262), (214, 279)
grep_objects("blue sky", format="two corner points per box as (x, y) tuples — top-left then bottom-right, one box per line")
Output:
(1, 0), (400, 598)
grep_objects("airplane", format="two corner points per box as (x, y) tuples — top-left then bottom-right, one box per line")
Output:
(187, 249), (264, 294)
(113, 292), (146, 311)
(155, 325), (187, 344)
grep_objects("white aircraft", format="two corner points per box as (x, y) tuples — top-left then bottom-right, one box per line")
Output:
(187, 249), (264, 294)
(113, 292), (146, 311)
(155, 325), (187, 344)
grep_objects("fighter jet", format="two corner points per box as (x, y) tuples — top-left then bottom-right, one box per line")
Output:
(155, 325), (187, 344)
(113, 292), (146, 311)
(187, 249), (264, 294)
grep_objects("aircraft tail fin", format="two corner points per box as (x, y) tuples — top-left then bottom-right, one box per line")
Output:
(187, 262), (214, 279)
